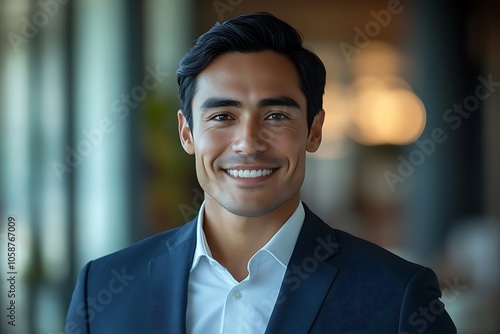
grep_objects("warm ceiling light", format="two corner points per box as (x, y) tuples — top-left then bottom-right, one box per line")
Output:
(349, 77), (427, 146)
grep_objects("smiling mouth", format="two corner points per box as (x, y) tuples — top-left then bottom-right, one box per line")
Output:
(225, 169), (276, 178)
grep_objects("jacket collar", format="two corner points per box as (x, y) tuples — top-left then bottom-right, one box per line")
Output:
(148, 219), (197, 333)
(265, 203), (340, 333)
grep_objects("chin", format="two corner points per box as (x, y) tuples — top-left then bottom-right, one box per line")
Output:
(223, 200), (278, 218)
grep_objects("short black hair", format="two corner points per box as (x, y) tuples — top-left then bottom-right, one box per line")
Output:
(176, 12), (326, 132)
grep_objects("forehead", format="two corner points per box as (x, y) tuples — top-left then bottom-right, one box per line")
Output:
(192, 51), (305, 110)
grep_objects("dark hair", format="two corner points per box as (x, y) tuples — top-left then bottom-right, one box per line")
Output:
(176, 12), (326, 132)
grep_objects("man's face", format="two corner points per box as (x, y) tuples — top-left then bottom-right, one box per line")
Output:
(178, 51), (324, 218)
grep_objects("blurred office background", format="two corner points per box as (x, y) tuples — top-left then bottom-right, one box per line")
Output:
(0, 0), (499, 333)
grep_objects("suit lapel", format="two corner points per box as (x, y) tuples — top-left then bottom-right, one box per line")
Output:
(265, 204), (340, 333)
(148, 220), (197, 334)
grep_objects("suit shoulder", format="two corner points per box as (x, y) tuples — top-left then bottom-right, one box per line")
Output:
(332, 227), (423, 277)
(88, 220), (196, 271)
(302, 204), (424, 278)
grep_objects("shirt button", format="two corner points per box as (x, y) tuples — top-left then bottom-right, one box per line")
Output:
(209, 261), (217, 267)
(233, 290), (242, 300)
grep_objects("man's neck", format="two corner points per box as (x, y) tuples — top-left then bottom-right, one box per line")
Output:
(202, 195), (300, 281)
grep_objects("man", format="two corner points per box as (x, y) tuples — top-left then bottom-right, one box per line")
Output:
(66, 12), (457, 333)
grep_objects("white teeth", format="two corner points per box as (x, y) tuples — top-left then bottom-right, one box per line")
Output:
(226, 169), (274, 178)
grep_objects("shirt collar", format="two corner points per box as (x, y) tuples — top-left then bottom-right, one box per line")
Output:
(190, 201), (212, 271)
(190, 201), (305, 271)
(259, 202), (304, 267)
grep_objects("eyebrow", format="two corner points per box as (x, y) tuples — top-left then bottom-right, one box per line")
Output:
(200, 96), (300, 111)
(200, 98), (242, 111)
(257, 97), (300, 110)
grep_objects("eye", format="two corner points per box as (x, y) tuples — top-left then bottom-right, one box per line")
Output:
(266, 113), (288, 120)
(210, 114), (233, 121)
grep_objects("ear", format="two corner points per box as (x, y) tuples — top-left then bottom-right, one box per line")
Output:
(306, 109), (325, 153)
(178, 110), (195, 155)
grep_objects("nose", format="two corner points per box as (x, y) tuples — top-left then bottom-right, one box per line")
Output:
(232, 118), (268, 156)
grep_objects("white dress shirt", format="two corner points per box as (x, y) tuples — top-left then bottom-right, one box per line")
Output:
(186, 202), (305, 334)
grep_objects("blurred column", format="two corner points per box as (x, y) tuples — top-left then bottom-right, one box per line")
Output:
(480, 4), (500, 221)
(144, 0), (193, 94)
(0, 1), (33, 333)
(73, 0), (128, 269)
(33, 1), (71, 332)
(404, 1), (482, 261)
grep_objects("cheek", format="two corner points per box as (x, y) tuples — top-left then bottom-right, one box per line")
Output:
(194, 131), (231, 167)
(272, 131), (306, 161)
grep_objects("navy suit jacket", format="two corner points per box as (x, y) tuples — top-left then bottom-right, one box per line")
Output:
(65, 204), (456, 333)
